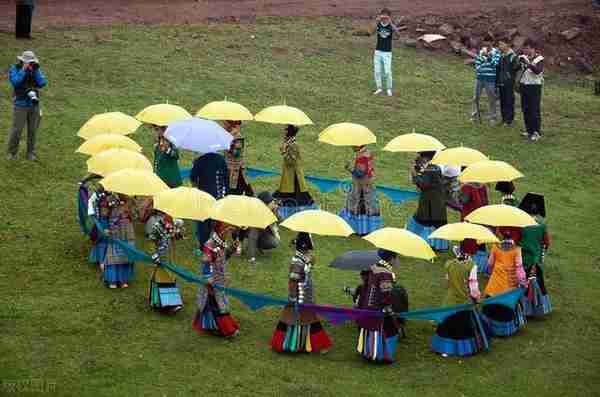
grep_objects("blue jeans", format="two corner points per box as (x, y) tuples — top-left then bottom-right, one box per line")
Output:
(374, 50), (392, 90)
(471, 79), (498, 122)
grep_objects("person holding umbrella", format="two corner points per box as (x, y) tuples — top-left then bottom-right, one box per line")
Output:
(246, 191), (281, 264)
(152, 125), (183, 188)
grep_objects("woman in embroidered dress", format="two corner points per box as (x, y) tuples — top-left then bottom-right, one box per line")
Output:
(339, 145), (383, 236)
(147, 211), (184, 314)
(153, 125), (182, 188)
(432, 249), (490, 357)
(482, 232), (528, 336)
(192, 221), (240, 337)
(355, 249), (401, 364)
(270, 232), (332, 354)
(102, 193), (136, 289)
(455, 177), (490, 271)
(272, 125), (316, 220)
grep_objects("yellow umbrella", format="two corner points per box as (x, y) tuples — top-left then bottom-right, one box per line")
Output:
(383, 133), (445, 152)
(318, 123), (377, 146)
(210, 195), (277, 229)
(77, 112), (141, 139)
(465, 204), (537, 227)
(280, 210), (354, 237)
(87, 148), (152, 177)
(363, 227), (436, 260)
(459, 160), (524, 184)
(153, 187), (216, 221)
(76, 134), (142, 156)
(254, 105), (313, 126)
(135, 104), (193, 126)
(100, 169), (169, 196)
(196, 100), (254, 121)
(428, 222), (499, 243)
(431, 147), (488, 166)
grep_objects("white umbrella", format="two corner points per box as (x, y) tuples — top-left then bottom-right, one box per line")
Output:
(165, 117), (233, 153)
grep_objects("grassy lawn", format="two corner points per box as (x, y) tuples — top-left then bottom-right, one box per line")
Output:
(1, 18), (599, 397)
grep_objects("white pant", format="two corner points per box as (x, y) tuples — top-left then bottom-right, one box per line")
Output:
(374, 50), (392, 90)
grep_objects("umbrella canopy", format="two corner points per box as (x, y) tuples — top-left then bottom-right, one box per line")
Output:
(465, 204), (537, 227)
(153, 187), (216, 221)
(76, 134), (142, 156)
(210, 195), (277, 228)
(196, 100), (254, 121)
(87, 148), (152, 177)
(280, 209), (354, 237)
(100, 169), (169, 196)
(165, 117), (233, 153)
(363, 227), (436, 260)
(254, 105), (313, 126)
(428, 222), (499, 243)
(459, 160), (524, 183)
(329, 250), (381, 271)
(383, 133), (445, 152)
(318, 123), (377, 146)
(77, 112), (141, 139)
(431, 147), (488, 166)
(135, 104), (192, 126)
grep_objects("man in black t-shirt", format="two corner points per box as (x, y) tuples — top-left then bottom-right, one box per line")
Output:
(373, 8), (399, 96)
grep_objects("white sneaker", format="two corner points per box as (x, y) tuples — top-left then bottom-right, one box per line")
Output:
(530, 132), (541, 142)
(373, 89), (383, 95)
(387, 89), (393, 97)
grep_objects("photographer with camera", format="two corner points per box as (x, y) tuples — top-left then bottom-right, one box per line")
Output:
(517, 40), (544, 142)
(7, 50), (47, 161)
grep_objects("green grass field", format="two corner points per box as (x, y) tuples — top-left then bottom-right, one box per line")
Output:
(1, 18), (600, 397)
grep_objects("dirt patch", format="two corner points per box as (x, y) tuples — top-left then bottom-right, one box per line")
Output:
(1, 0), (598, 73)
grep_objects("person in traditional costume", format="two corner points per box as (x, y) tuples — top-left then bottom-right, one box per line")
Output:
(83, 177), (109, 269)
(407, 151), (448, 251)
(442, 165), (462, 211)
(455, 177), (490, 271)
(355, 249), (401, 364)
(153, 125), (183, 188)
(518, 193), (552, 317)
(482, 232), (528, 336)
(339, 145), (383, 236)
(190, 152), (229, 245)
(272, 125), (316, 220)
(246, 191), (281, 264)
(223, 120), (254, 256)
(495, 181), (522, 243)
(432, 249), (490, 357)
(270, 232), (332, 354)
(146, 211), (184, 314)
(102, 194), (136, 289)
(192, 221), (240, 337)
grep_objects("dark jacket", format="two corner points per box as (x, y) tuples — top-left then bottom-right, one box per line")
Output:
(496, 50), (520, 87)
(190, 153), (229, 199)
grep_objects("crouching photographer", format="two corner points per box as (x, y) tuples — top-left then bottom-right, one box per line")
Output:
(7, 50), (47, 161)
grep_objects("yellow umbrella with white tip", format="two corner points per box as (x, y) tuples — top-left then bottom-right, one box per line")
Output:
(318, 123), (377, 146)
(135, 104), (192, 126)
(383, 133), (445, 152)
(428, 222), (499, 243)
(465, 204), (536, 227)
(87, 148), (152, 177)
(431, 147), (488, 166)
(281, 210), (354, 237)
(254, 105), (313, 126)
(77, 112), (141, 139)
(100, 169), (169, 196)
(76, 134), (142, 156)
(363, 227), (436, 260)
(153, 187), (216, 221)
(196, 100), (254, 121)
(210, 195), (277, 229)
(459, 160), (524, 184)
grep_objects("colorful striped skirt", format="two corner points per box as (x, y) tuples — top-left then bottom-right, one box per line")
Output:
(271, 320), (332, 354)
(431, 310), (491, 357)
(338, 208), (383, 236)
(481, 303), (526, 337)
(356, 317), (399, 363)
(521, 278), (552, 318)
(192, 292), (239, 337)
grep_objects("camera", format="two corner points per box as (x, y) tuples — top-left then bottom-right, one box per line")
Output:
(26, 89), (39, 104)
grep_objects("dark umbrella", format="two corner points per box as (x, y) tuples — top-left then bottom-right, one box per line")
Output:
(329, 250), (380, 271)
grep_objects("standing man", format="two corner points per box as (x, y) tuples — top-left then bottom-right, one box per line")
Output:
(471, 42), (500, 125)
(496, 41), (520, 126)
(373, 8), (400, 97)
(15, 0), (35, 39)
(7, 50), (47, 161)
(518, 40), (545, 142)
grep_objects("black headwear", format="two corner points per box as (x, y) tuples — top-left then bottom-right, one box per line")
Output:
(519, 193), (545, 217)
(377, 249), (397, 262)
(294, 232), (313, 251)
(418, 151), (436, 160)
(495, 181), (515, 195)
(257, 191), (274, 205)
(286, 125), (299, 138)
